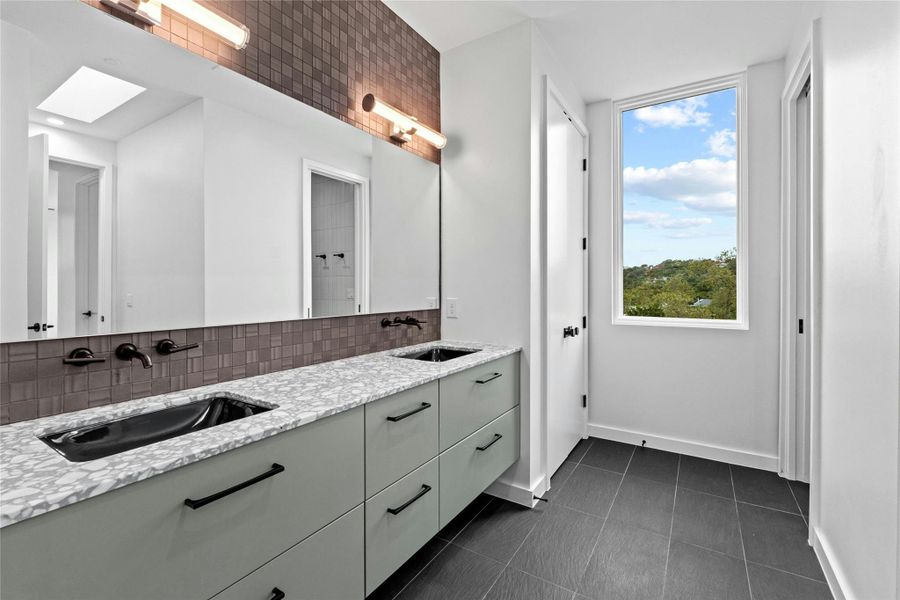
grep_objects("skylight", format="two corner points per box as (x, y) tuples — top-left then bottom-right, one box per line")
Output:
(37, 66), (146, 123)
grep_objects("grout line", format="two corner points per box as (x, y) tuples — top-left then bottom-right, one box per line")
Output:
(785, 480), (809, 527)
(736, 498), (804, 518)
(730, 464), (755, 600)
(659, 454), (681, 600)
(745, 559), (829, 584)
(477, 507), (548, 600)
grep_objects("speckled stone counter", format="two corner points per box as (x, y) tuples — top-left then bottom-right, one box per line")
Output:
(0, 340), (519, 528)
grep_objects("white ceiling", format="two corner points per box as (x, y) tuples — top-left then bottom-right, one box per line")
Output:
(384, 1), (811, 102)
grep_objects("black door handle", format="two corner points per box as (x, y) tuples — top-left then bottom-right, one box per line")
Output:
(26, 322), (40, 331)
(42, 324), (54, 331)
(475, 373), (502, 384)
(184, 463), (284, 509)
(269, 587), (285, 600)
(387, 484), (432, 515)
(386, 402), (432, 422)
(82, 310), (94, 317)
(476, 433), (503, 451)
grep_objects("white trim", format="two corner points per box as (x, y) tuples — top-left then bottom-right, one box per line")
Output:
(587, 423), (779, 471)
(611, 72), (749, 329)
(485, 474), (547, 508)
(811, 526), (850, 600)
(300, 159), (370, 318)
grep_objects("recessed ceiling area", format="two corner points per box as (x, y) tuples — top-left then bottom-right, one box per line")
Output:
(385, 1), (811, 101)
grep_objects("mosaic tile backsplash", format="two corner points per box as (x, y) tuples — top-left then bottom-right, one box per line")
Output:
(83, 0), (441, 163)
(0, 309), (439, 425)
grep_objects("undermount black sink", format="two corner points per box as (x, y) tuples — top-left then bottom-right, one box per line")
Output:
(39, 395), (273, 462)
(400, 347), (480, 362)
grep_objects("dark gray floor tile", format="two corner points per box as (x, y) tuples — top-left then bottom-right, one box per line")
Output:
(678, 455), (734, 499)
(484, 568), (573, 600)
(672, 488), (743, 558)
(555, 464), (622, 517)
(748, 563), (833, 600)
(731, 466), (799, 513)
(568, 437), (594, 463)
(367, 538), (449, 600)
(738, 503), (825, 581)
(578, 519), (668, 600)
(510, 505), (604, 590)
(663, 541), (751, 600)
(582, 438), (635, 473)
(437, 493), (492, 541)
(453, 499), (542, 562)
(544, 460), (577, 500)
(395, 543), (503, 600)
(625, 447), (679, 485)
(608, 475), (675, 535)
(789, 480), (810, 517)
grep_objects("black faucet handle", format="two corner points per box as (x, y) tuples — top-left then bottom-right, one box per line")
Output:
(155, 338), (200, 355)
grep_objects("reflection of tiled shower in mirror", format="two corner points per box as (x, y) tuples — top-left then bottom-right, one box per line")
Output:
(310, 173), (356, 317)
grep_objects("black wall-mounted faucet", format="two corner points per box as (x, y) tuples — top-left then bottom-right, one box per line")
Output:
(115, 343), (153, 368)
(381, 316), (427, 330)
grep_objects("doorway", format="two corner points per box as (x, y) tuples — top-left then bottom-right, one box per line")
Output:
(544, 77), (589, 480)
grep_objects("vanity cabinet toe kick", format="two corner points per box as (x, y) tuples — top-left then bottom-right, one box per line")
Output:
(0, 351), (520, 600)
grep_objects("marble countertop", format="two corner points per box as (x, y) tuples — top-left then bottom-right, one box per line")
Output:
(0, 340), (519, 528)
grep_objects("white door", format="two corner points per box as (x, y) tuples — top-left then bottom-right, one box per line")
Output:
(26, 135), (50, 338)
(794, 78), (812, 482)
(546, 90), (587, 477)
(75, 175), (101, 335)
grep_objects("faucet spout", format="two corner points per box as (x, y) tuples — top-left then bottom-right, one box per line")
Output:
(115, 343), (153, 368)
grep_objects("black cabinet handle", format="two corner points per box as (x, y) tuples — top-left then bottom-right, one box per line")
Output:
(387, 484), (432, 515)
(184, 463), (284, 510)
(386, 402), (432, 422)
(475, 373), (502, 384)
(476, 433), (503, 452)
(269, 587), (285, 600)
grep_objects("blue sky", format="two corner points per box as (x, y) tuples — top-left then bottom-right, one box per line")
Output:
(622, 88), (737, 267)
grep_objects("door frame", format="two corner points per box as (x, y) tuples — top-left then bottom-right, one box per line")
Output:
(778, 22), (822, 518)
(540, 75), (590, 489)
(74, 171), (101, 336)
(300, 159), (370, 318)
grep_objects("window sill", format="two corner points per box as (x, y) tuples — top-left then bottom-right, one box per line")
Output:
(613, 315), (749, 331)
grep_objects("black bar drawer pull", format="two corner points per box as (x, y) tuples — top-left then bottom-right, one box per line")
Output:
(184, 463), (285, 509)
(475, 372), (502, 384)
(476, 433), (503, 452)
(387, 484), (432, 515)
(386, 402), (432, 422)
(269, 587), (285, 600)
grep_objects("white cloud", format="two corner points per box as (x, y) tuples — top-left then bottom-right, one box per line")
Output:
(624, 211), (712, 229)
(633, 96), (710, 129)
(707, 129), (736, 157)
(624, 158), (736, 212)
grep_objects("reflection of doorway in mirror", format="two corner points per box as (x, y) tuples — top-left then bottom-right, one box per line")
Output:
(301, 160), (370, 319)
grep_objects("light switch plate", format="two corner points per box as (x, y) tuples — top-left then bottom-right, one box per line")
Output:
(446, 298), (458, 318)
(426, 297), (437, 309)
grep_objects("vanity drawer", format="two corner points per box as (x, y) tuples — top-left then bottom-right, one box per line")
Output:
(212, 505), (364, 600)
(0, 407), (364, 600)
(440, 354), (519, 451)
(366, 381), (439, 497)
(439, 406), (520, 528)
(365, 458), (439, 595)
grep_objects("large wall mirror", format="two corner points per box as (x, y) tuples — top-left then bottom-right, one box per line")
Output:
(0, 1), (439, 343)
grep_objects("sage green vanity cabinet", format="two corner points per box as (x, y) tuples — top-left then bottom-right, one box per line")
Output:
(439, 406), (521, 528)
(0, 407), (364, 600)
(212, 505), (365, 600)
(439, 354), (519, 451)
(365, 458), (440, 594)
(365, 381), (439, 497)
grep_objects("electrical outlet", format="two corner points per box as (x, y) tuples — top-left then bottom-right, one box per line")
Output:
(447, 298), (458, 318)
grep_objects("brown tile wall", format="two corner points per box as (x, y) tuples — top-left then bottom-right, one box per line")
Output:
(82, 0), (441, 163)
(0, 309), (439, 425)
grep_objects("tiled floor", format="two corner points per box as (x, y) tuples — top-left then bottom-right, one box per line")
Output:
(369, 437), (832, 600)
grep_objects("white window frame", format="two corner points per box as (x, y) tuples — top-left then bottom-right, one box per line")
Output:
(611, 72), (749, 330)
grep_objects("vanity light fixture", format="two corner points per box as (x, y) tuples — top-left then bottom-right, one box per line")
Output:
(37, 66), (146, 123)
(362, 94), (446, 149)
(102, 0), (250, 50)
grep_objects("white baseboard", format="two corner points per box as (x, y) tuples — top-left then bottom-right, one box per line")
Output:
(587, 423), (779, 471)
(811, 526), (850, 600)
(485, 474), (547, 508)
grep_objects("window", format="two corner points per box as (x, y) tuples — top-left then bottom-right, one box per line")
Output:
(612, 74), (748, 329)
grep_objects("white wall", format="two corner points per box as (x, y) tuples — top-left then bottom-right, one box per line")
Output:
(117, 100), (204, 332)
(0, 22), (31, 340)
(799, 3), (899, 598)
(586, 60), (784, 469)
(370, 138), (440, 313)
(442, 20), (586, 501)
